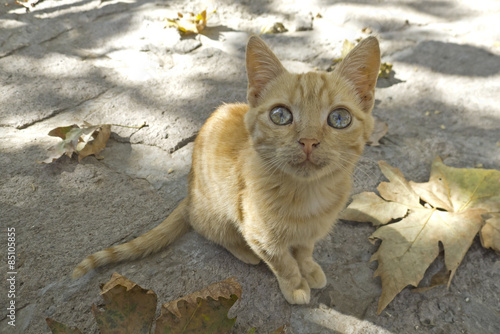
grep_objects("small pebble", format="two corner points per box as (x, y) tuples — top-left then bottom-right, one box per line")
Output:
(440, 124), (446, 129)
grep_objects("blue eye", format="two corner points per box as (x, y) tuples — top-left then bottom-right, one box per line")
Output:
(328, 108), (352, 129)
(270, 106), (293, 125)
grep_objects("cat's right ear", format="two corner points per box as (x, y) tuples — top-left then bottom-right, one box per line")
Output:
(246, 36), (286, 107)
(335, 36), (381, 113)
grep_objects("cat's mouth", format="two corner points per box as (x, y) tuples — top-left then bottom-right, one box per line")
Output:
(288, 157), (325, 178)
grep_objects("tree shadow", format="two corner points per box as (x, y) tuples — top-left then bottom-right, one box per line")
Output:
(395, 41), (500, 77)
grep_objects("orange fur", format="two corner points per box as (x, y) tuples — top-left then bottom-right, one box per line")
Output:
(73, 36), (380, 304)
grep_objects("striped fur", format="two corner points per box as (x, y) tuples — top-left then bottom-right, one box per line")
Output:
(72, 36), (380, 304)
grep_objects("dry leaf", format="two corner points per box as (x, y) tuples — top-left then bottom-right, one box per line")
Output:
(270, 325), (288, 333)
(367, 117), (388, 146)
(341, 39), (355, 58)
(48, 274), (242, 333)
(378, 62), (393, 78)
(480, 213), (500, 251)
(78, 124), (111, 161)
(166, 9), (213, 35)
(92, 273), (157, 334)
(260, 22), (288, 34)
(340, 157), (500, 313)
(46, 318), (82, 334)
(155, 277), (241, 333)
(39, 123), (111, 163)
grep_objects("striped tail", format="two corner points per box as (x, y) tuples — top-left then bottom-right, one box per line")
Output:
(72, 198), (190, 279)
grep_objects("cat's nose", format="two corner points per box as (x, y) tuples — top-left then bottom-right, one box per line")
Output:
(298, 138), (320, 157)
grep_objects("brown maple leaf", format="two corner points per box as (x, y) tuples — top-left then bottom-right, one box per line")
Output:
(340, 157), (500, 313)
(156, 277), (241, 333)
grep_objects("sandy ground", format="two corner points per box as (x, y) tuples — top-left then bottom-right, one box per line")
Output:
(1, 0), (500, 333)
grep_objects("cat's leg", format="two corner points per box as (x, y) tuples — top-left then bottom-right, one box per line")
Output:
(292, 244), (327, 289)
(247, 240), (310, 304)
(224, 240), (261, 265)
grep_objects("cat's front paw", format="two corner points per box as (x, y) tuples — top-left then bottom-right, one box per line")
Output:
(278, 277), (311, 304)
(302, 261), (327, 289)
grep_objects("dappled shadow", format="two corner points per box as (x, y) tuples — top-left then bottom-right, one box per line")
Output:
(376, 71), (404, 88)
(395, 41), (500, 77)
(201, 25), (237, 41)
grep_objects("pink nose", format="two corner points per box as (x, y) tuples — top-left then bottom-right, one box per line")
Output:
(298, 138), (320, 157)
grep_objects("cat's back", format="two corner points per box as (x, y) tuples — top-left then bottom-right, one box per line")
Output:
(188, 103), (250, 223)
(192, 103), (250, 164)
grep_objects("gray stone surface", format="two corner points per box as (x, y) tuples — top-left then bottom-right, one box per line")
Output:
(1, 0), (499, 333)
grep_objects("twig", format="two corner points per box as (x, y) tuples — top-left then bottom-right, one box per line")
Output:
(108, 122), (148, 130)
(15, 0), (45, 12)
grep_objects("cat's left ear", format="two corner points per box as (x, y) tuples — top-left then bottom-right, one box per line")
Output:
(336, 37), (381, 113)
(246, 36), (287, 107)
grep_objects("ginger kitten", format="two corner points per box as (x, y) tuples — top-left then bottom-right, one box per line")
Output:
(73, 36), (380, 304)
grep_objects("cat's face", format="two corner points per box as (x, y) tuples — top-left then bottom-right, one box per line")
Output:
(244, 36), (380, 180)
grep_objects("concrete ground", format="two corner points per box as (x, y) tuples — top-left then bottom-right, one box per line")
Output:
(1, 0), (499, 333)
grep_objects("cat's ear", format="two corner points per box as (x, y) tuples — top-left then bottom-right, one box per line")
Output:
(246, 36), (287, 107)
(336, 36), (381, 113)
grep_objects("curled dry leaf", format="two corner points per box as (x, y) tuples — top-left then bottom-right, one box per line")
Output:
(340, 157), (500, 313)
(93, 273), (158, 334)
(39, 123), (111, 163)
(166, 9), (213, 35)
(378, 62), (393, 78)
(260, 22), (288, 34)
(156, 277), (241, 333)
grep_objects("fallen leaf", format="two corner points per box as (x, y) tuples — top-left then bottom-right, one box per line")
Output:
(378, 62), (393, 78)
(46, 318), (83, 334)
(260, 22), (287, 34)
(340, 157), (500, 313)
(49, 274), (242, 333)
(362, 27), (373, 34)
(367, 117), (388, 146)
(155, 277), (241, 333)
(480, 213), (500, 251)
(270, 325), (288, 333)
(78, 124), (111, 161)
(341, 39), (355, 58)
(341, 192), (409, 226)
(411, 266), (451, 293)
(39, 123), (111, 163)
(166, 9), (213, 35)
(92, 273), (157, 334)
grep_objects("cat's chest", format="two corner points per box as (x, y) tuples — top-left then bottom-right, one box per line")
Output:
(253, 174), (349, 220)
(284, 181), (343, 218)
